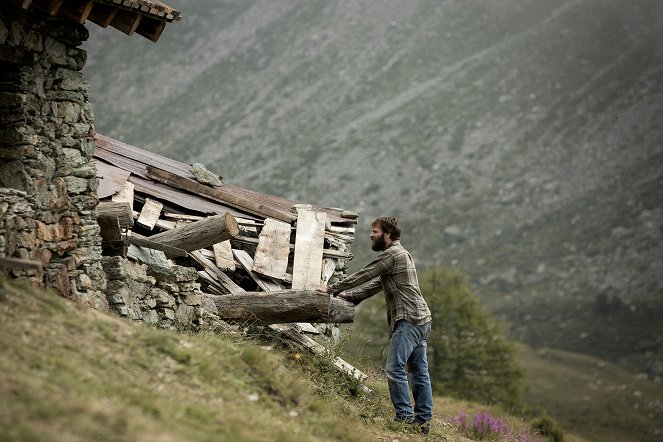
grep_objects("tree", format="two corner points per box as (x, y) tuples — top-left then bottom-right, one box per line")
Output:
(421, 265), (523, 409)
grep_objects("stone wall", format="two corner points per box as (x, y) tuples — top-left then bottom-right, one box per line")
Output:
(101, 253), (211, 331)
(0, 6), (106, 308)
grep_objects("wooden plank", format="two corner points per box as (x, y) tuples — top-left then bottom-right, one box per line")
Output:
(270, 324), (370, 394)
(95, 159), (131, 199)
(232, 249), (284, 292)
(231, 235), (352, 260)
(212, 241), (235, 272)
(133, 211), (176, 231)
(252, 218), (291, 283)
(95, 133), (195, 179)
(163, 213), (204, 221)
(126, 233), (187, 258)
(129, 176), (256, 219)
(189, 250), (244, 294)
(111, 181), (134, 207)
(291, 210), (326, 290)
(321, 258), (337, 287)
(137, 197), (163, 231)
(146, 166), (297, 223)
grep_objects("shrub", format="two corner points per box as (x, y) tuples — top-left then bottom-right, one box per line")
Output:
(422, 265), (524, 409)
(532, 415), (564, 442)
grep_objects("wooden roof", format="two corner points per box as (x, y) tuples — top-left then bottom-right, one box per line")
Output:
(94, 134), (357, 226)
(14, 0), (181, 42)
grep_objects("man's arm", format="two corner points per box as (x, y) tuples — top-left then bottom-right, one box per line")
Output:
(327, 251), (393, 295)
(342, 277), (383, 305)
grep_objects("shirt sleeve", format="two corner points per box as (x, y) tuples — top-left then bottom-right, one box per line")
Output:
(328, 251), (394, 294)
(343, 277), (383, 305)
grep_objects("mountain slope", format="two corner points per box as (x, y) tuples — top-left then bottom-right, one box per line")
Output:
(83, 0), (663, 369)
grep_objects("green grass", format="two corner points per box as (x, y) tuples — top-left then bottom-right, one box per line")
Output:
(519, 346), (663, 442)
(2, 276), (555, 441)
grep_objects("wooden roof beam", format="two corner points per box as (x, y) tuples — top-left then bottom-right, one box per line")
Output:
(88, 2), (118, 28)
(135, 16), (166, 42)
(110, 8), (142, 36)
(58, 0), (95, 24)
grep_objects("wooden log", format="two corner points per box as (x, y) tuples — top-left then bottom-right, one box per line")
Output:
(148, 213), (239, 252)
(212, 290), (354, 325)
(126, 233), (187, 258)
(137, 197), (163, 230)
(97, 201), (134, 228)
(292, 210), (326, 290)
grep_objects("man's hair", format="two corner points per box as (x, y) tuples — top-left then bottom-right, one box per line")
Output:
(372, 216), (401, 241)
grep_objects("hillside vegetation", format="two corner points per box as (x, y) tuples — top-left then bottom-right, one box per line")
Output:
(3, 277), (562, 441)
(83, 0), (663, 376)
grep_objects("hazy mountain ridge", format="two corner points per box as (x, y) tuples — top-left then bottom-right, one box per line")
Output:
(84, 0), (663, 368)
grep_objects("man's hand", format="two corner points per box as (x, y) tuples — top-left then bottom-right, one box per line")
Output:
(317, 286), (348, 300)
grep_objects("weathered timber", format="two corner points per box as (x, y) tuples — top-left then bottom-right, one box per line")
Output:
(126, 233), (187, 258)
(97, 215), (121, 241)
(111, 181), (134, 207)
(190, 250), (244, 294)
(292, 210), (326, 290)
(231, 235), (351, 260)
(212, 290), (354, 325)
(137, 197), (163, 230)
(148, 213), (239, 252)
(233, 249), (284, 292)
(212, 241), (235, 272)
(97, 201), (134, 228)
(270, 324), (371, 395)
(252, 218), (291, 282)
(146, 165), (297, 223)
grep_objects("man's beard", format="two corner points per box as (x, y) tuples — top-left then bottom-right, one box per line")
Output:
(371, 234), (387, 252)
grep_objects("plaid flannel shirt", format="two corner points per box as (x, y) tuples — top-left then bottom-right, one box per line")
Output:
(328, 240), (431, 335)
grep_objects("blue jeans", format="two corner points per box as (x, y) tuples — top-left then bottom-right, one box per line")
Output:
(385, 320), (433, 423)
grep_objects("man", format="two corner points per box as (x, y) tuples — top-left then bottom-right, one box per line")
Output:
(318, 216), (433, 433)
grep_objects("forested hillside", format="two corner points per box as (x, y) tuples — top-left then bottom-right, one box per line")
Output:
(83, 0), (663, 373)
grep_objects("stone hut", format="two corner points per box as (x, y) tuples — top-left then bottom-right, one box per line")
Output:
(0, 1), (180, 308)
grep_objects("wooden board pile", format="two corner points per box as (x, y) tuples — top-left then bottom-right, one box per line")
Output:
(93, 134), (370, 392)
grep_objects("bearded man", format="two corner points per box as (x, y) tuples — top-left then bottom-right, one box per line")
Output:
(318, 216), (433, 434)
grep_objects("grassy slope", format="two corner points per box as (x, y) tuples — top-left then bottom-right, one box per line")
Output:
(519, 347), (663, 442)
(2, 277), (525, 441)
